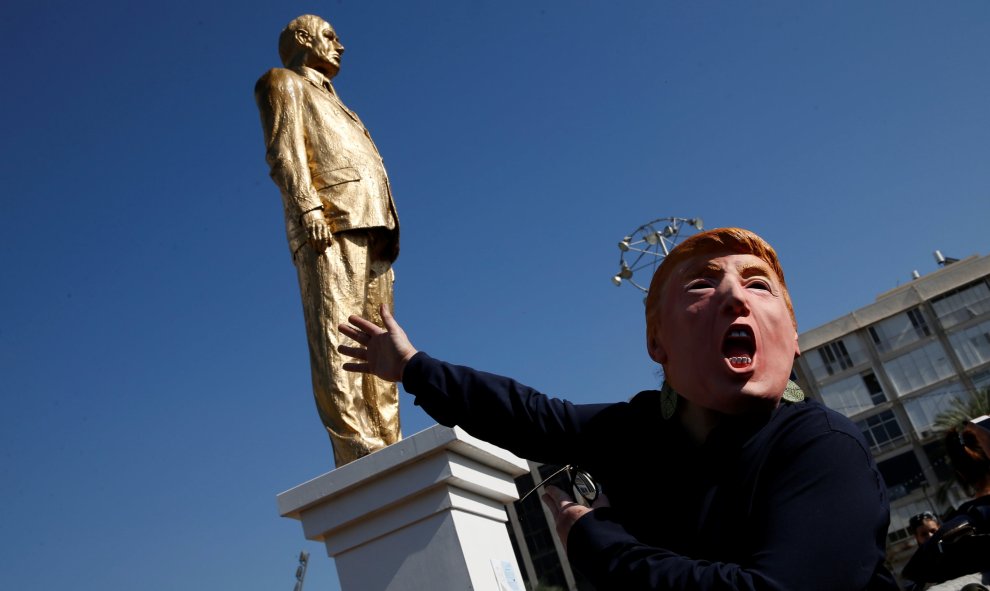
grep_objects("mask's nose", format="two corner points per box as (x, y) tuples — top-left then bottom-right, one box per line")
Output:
(720, 280), (750, 317)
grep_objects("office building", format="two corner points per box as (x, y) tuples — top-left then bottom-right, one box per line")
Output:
(793, 252), (990, 568)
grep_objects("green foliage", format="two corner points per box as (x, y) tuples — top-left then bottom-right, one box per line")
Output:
(933, 387), (990, 434)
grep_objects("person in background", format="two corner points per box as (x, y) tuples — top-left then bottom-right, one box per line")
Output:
(911, 512), (941, 546)
(338, 227), (897, 590)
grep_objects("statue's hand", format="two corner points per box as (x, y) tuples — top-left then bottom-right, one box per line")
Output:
(302, 209), (333, 251)
(339, 304), (418, 382)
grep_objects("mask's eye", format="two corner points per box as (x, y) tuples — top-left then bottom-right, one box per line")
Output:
(686, 279), (713, 291)
(747, 279), (772, 291)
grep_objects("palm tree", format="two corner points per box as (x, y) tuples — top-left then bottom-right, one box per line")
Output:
(933, 387), (990, 433)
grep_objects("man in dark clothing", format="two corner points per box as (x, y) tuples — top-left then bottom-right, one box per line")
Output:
(338, 227), (898, 590)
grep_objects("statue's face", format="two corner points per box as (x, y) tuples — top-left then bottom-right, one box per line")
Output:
(301, 19), (345, 78)
(647, 251), (799, 415)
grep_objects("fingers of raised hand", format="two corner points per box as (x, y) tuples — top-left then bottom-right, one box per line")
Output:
(340, 316), (384, 345)
(348, 314), (382, 335)
(341, 361), (370, 373)
(379, 304), (400, 331)
(338, 322), (367, 344)
(337, 344), (367, 360)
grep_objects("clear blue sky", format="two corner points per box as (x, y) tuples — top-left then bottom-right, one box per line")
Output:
(2, 2), (989, 589)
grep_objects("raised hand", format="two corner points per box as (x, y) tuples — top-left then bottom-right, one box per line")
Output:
(338, 304), (418, 382)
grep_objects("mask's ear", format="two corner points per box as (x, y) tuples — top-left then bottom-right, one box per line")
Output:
(792, 330), (801, 359)
(648, 332), (667, 364)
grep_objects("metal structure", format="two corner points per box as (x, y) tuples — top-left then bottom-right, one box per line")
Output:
(612, 217), (704, 294)
(292, 551), (309, 591)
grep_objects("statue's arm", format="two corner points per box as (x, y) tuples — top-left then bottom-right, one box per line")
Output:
(255, 70), (331, 250)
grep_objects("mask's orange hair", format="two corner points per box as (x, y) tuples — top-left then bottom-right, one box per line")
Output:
(645, 228), (796, 338)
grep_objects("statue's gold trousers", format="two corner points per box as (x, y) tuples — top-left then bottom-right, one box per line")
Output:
(293, 229), (401, 466)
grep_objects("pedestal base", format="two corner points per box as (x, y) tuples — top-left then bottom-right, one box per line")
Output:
(278, 425), (530, 591)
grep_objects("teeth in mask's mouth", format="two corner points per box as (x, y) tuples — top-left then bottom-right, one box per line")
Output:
(723, 326), (755, 369)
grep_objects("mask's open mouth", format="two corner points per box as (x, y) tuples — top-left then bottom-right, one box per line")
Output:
(723, 326), (755, 368)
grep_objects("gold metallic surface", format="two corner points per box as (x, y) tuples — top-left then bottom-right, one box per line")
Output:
(255, 15), (400, 466)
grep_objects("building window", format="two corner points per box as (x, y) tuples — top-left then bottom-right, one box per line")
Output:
(972, 367), (990, 392)
(947, 318), (990, 370)
(863, 372), (886, 404)
(806, 335), (868, 381)
(882, 341), (954, 396)
(931, 280), (990, 329)
(857, 410), (906, 453)
(902, 383), (968, 438)
(512, 465), (570, 588)
(820, 341), (854, 373)
(868, 308), (931, 353)
(888, 527), (910, 544)
(820, 372), (884, 417)
(877, 451), (926, 502)
(909, 308), (932, 335)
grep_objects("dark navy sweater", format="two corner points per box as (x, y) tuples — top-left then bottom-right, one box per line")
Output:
(403, 352), (898, 590)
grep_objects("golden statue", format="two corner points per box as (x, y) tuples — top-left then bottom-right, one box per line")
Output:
(254, 14), (401, 466)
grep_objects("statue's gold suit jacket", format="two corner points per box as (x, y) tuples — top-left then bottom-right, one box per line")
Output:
(256, 66), (399, 260)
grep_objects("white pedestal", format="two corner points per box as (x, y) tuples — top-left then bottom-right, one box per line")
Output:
(278, 425), (531, 591)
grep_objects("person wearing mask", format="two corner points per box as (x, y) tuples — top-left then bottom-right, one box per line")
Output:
(339, 227), (897, 590)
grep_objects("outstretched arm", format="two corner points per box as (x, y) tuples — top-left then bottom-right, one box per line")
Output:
(338, 304), (418, 382)
(339, 307), (609, 464)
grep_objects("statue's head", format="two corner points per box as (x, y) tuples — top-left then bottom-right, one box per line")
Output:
(279, 15), (345, 79)
(644, 228), (799, 415)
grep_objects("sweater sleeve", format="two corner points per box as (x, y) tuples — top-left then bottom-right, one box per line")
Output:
(567, 423), (894, 590)
(401, 352), (612, 463)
